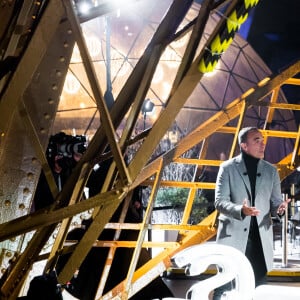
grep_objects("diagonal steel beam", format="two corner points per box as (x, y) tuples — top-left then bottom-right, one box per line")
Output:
(132, 60), (300, 187)
(57, 0), (196, 285)
(128, 0), (253, 180)
(100, 211), (218, 299)
(0, 0), (64, 158)
(2, 62), (299, 244)
(63, 0), (131, 185)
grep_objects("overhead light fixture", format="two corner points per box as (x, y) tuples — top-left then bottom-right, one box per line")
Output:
(141, 99), (154, 115)
(141, 99), (155, 130)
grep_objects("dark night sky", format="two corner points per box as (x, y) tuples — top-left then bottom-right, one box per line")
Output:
(246, 0), (300, 73)
(245, 0), (300, 123)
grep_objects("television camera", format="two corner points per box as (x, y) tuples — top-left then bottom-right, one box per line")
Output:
(46, 132), (87, 171)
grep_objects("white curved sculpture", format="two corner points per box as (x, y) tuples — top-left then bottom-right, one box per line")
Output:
(163, 243), (255, 300)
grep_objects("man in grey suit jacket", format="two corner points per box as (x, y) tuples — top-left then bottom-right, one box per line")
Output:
(213, 127), (289, 299)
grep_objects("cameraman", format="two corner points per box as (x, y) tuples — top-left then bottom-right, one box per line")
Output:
(32, 132), (86, 211)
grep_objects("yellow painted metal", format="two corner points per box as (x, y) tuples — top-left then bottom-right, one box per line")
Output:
(229, 100), (246, 159)
(181, 188), (197, 225)
(218, 126), (300, 136)
(142, 180), (216, 189)
(132, 60), (300, 191)
(174, 158), (222, 166)
(128, 1), (244, 181)
(96, 192), (134, 297)
(290, 125), (300, 169)
(0, 58), (297, 296)
(19, 101), (59, 199)
(103, 223), (211, 231)
(122, 159), (164, 300)
(259, 102), (300, 110)
(284, 78), (300, 85)
(57, 1), (200, 288)
(63, 0), (131, 186)
(181, 139), (209, 226)
(171, 0), (214, 91)
(94, 241), (180, 248)
(0, 1), (75, 297)
(263, 87), (280, 131)
(100, 211), (218, 300)
(0, 0), (65, 142)
(268, 269), (300, 277)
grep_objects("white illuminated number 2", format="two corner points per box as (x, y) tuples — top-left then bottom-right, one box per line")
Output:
(163, 244), (255, 300)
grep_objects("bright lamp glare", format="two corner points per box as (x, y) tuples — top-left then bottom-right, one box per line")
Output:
(78, 1), (93, 14)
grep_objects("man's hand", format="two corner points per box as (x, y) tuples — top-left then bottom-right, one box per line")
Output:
(277, 198), (291, 215)
(242, 199), (260, 216)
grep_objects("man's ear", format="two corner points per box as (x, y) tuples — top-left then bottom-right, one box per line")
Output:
(240, 142), (247, 152)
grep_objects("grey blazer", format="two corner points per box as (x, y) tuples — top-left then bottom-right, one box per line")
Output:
(214, 154), (283, 271)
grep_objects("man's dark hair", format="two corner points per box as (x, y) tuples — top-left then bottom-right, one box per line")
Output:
(238, 127), (260, 145)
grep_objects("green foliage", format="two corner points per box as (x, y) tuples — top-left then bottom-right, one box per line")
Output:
(156, 187), (188, 206)
(155, 187), (210, 224)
